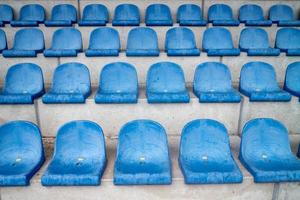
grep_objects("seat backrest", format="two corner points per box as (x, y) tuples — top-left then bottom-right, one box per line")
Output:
(13, 28), (44, 50)
(100, 62), (138, 93)
(275, 28), (300, 50)
(239, 28), (270, 49)
(117, 120), (169, 173)
(241, 118), (292, 160)
(3, 63), (44, 95)
(19, 4), (45, 22)
(53, 120), (105, 162)
(0, 4), (13, 22)
(127, 27), (158, 50)
(284, 62), (300, 96)
(50, 4), (77, 22)
(240, 62), (280, 93)
(0, 29), (7, 51)
(147, 62), (187, 92)
(269, 4), (294, 21)
(0, 121), (43, 163)
(82, 4), (108, 21)
(177, 4), (202, 21)
(194, 62), (233, 92)
(88, 27), (120, 50)
(165, 27), (197, 50)
(51, 62), (90, 94)
(239, 4), (264, 21)
(51, 28), (82, 50)
(145, 4), (172, 21)
(203, 27), (234, 50)
(208, 4), (234, 21)
(113, 4), (140, 21)
(180, 119), (233, 171)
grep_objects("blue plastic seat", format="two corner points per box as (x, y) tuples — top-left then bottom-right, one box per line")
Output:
(239, 28), (280, 56)
(112, 4), (140, 26)
(45, 4), (77, 27)
(146, 62), (189, 103)
(78, 4), (108, 26)
(0, 4), (13, 26)
(145, 4), (172, 26)
(0, 121), (44, 186)
(284, 62), (300, 100)
(0, 63), (44, 104)
(275, 28), (300, 56)
(0, 29), (7, 53)
(202, 27), (240, 56)
(114, 120), (171, 185)
(42, 62), (91, 104)
(239, 4), (272, 26)
(269, 4), (300, 27)
(208, 4), (239, 26)
(44, 28), (82, 57)
(11, 4), (45, 27)
(179, 119), (243, 184)
(85, 28), (120, 57)
(3, 28), (44, 57)
(95, 62), (138, 103)
(193, 62), (241, 103)
(239, 62), (291, 102)
(177, 4), (206, 26)
(126, 27), (159, 56)
(42, 120), (106, 186)
(165, 27), (199, 56)
(240, 118), (300, 183)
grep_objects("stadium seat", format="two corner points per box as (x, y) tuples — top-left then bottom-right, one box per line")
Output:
(45, 4), (77, 27)
(78, 4), (108, 26)
(85, 28), (120, 57)
(114, 120), (171, 185)
(239, 62), (291, 102)
(85, 27), (120, 57)
(0, 29), (7, 53)
(95, 62), (138, 103)
(239, 4), (272, 26)
(269, 4), (300, 27)
(208, 4), (239, 26)
(0, 4), (13, 26)
(193, 62), (241, 103)
(126, 27), (159, 56)
(112, 4), (140, 26)
(179, 119), (243, 184)
(275, 28), (300, 56)
(0, 63), (44, 104)
(202, 27), (240, 56)
(165, 27), (200, 56)
(42, 62), (91, 104)
(284, 62), (300, 100)
(0, 121), (44, 186)
(10, 4), (45, 27)
(41, 120), (106, 186)
(239, 118), (300, 183)
(177, 4), (207, 26)
(44, 28), (82, 57)
(3, 28), (44, 57)
(145, 4), (172, 26)
(146, 62), (189, 103)
(239, 28), (280, 56)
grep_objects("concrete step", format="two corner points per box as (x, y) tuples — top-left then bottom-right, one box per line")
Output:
(1, 88), (299, 136)
(1, 134), (299, 200)
(36, 88), (241, 137)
